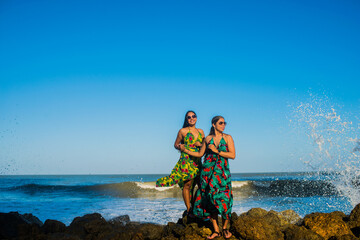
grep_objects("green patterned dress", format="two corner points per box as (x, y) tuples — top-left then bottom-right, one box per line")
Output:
(193, 137), (233, 220)
(156, 129), (203, 190)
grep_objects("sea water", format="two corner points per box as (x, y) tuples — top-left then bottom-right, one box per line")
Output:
(1, 93), (359, 225)
(0, 172), (354, 225)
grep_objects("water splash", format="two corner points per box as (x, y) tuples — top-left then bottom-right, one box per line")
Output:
(290, 92), (360, 207)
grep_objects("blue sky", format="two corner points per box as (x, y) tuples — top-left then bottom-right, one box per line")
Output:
(1, 0), (359, 174)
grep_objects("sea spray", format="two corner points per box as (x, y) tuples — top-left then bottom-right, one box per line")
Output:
(291, 92), (360, 207)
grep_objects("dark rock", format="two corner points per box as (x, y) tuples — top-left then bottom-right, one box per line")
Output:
(131, 232), (145, 240)
(22, 213), (44, 226)
(67, 213), (111, 238)
(303, 212), (354, 239)
(328, 234), (359, 240)
(330, 211), (348, 220)
(264, 211), (289, 230)
(230, 212), (239, 223)
(17, 223), (42, 239)
(351, 227), (360, 238)
(114, 231), (142, 240)
(243, 208), (268, 218)
(348, 203), (360, 237)
(0, 212), (31, 239)
(180, 233), (204, 240)
(350, 204), (360, 223)
(138, 223), (164, 240)
(232, 214), (284, 240)
(39, 232), (82, 240)
(184, 222), (212, 238)
(109, 214), (131, 226)
(161, 236), (178, 240)
(163, 222), (185, 238)
(278, 210), (302, 225)
(283, 225), (324, 240)
(41, 219), (66, 234)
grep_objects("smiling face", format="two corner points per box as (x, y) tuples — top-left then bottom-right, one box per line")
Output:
(213, 117), (226, 133)
(186, 112), (197, 126)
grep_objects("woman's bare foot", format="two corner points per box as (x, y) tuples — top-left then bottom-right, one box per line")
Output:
(222, 228), (232, 239)
(207, 231), (221, 239)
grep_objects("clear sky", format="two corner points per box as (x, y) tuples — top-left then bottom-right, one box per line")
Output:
(1, 0), (359, 174)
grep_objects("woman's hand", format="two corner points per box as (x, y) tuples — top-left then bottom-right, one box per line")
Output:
(208, 144), (219, 154)
(194, 141), (202, 147)
(179, 144), (186, 152)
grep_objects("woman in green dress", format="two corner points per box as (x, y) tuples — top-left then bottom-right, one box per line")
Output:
(156, 110), (205, 216)
(181, 116), (235, 239)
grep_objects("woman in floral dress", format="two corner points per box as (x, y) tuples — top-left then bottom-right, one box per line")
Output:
(181, 116), (235, 239)
(156, 110), (205, 216)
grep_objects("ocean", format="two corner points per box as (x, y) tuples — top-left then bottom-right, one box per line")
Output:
(0, 172), (355, 225)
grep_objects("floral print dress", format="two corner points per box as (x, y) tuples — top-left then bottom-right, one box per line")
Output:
(193, 137), (233, 220)
(156, 129), (203, 190)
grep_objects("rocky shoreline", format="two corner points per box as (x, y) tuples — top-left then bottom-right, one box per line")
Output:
(2, 204), (360, 240)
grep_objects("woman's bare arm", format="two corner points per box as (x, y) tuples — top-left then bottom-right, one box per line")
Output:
(180, 140), (206, 157)
(218, 135), (236, 159)
(174, 129), (184, 150)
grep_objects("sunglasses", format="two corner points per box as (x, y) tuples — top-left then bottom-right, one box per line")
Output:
(218, 121), (227, 125)
(187, 114), (197, 120)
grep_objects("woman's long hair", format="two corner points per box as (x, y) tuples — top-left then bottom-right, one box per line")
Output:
(209, 116), (224, 135)
(182, 110), (197, 128)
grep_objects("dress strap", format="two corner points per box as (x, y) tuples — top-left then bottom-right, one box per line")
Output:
(210, 137), (217, 148)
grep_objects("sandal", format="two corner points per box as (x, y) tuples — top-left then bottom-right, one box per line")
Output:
(222, 228), (232, 239)
(187, 211), (195, 219)
(207, 231), (221, 239)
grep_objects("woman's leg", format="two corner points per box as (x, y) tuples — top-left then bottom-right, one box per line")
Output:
(222, 218), (232, 239)
(207, 213), (220, 239)
(182, 179), (193, 212)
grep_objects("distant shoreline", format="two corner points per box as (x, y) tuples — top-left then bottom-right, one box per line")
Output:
(0, 171), (330, 176)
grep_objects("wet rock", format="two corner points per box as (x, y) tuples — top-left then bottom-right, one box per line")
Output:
(330, 211), (348, 220)
(130, 232), (145, 240)
(17, 223), (42, 239)
(138, 223), (164, 240)
(161, 236), (179, 240)
(185, 222), (212, 238)
(328, 234), (359, 240)
(303, 212), (354, 239)
(163, 222), (185, 238)
(232, 214), (284, 240)
(109, 214), (131, 226)
(67, 213), (111, 238)
(283, 225), (324, 240)
(22, 213), (44, 227)
(180, 233), (204, 240)
(278, 209), (302, 225)
(41, 219), (66, 234)
(0, 212), (33, 239)
(40, 232), (82, 240)
(264, 211), (290, 230)
(115, 231), (142, 240)
(230, 212), (239, 223)
(243, 208), (268, 218)
(348, 203), (360, 237)
(350, 204), (360, 223)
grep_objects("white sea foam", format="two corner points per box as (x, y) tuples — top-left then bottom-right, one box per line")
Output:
(232, 181), (250, 188)
(135, 181), (177, 191)
(291, 92), (360, 206)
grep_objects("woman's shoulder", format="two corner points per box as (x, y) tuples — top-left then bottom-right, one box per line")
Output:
(223, 133), (233, 141)
(179, 128), (189, 135)
(205, 135), (213, 143)
(197, 128), (205, 135)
